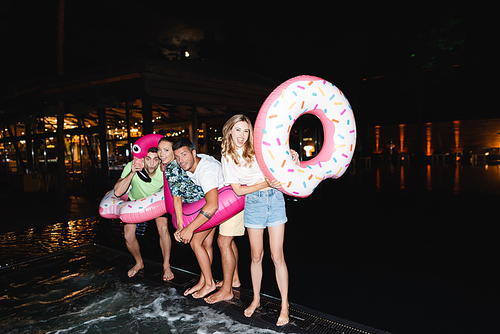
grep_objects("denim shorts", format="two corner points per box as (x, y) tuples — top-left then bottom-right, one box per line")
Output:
(244, 188), (287, 229)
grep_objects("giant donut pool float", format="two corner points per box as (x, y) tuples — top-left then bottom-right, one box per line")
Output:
(254, 75), (356, 198)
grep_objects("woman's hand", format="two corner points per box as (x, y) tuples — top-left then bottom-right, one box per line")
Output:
(265, 177), (281, 189)
(290, 149), (299, 165)
(174, 227), (184, 242)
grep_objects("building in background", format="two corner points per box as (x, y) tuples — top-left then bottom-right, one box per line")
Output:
(0, 60), (277, 194)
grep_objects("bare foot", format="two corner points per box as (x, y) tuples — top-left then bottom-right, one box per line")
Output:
(184, 284), (201, 296)
(184, 277), (208, 296)
(127, 263), (144, 278)
(244, 300), (260, 317)
(192, 284), (216, 299)
(276, 305), (289, 326)
(215, 279), (241, 288)
(163, 267), (174, 281)
(204, 289), (233, 304)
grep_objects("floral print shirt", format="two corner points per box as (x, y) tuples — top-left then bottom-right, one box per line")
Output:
(164, 160), (204, 203)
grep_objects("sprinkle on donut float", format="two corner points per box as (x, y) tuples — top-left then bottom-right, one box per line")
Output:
(98, 189), (128, 220)
(254, 75), (356, 198)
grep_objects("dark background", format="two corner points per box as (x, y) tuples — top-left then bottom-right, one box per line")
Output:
(1, 1), (498, 125)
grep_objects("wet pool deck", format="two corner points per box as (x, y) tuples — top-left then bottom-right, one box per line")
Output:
(1, 164), (499, 333)
(1, 243), (389, 334)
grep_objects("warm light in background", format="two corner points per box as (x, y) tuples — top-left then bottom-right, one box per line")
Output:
(399, 124), (405, 153)
(303, 145), (315, 157)
(374, 125), (381, 153)
(453, 120), (462, 161)
(453, 120), (460, 150)
(426, 122), (432, 155)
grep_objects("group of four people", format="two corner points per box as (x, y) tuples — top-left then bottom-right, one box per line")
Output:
(113, 114), (297, 326)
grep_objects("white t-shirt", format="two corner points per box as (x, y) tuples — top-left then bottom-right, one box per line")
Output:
(222, 149), (265, 186)
(187, 154), (225, 193)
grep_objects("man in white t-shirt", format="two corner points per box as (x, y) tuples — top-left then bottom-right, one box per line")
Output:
(173, 138), (244, 303)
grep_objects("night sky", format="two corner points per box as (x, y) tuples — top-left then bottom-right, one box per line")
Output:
(1, 1), (498, 124)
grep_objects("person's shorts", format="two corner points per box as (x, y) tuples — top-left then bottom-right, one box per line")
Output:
(243, 188), (287, 229)
(219, 210), (245, 236)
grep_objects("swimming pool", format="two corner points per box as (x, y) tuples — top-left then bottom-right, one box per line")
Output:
(1, 245), (280, 333)
(1, 244), (387, 334)
(2, 164), (500, 333)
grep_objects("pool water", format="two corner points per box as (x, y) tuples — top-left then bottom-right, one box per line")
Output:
(0, 217), (122, 267)
(2, 163), (500, 334)
(1, 247), (281, 334)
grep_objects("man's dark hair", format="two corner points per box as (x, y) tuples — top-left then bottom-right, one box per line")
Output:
(147, 147), (159, 153)
(173, 138), (195, 151)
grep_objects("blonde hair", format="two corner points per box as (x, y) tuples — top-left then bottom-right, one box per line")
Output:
(221, 114), (255, 167)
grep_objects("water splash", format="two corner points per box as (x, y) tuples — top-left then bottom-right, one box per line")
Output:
(1, 265), (279, 334)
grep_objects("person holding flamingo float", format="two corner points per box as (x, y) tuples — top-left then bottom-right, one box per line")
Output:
(113, 146), (175, 281)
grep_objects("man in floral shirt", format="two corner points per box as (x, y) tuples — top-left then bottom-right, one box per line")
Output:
(158, 137), (205, 241)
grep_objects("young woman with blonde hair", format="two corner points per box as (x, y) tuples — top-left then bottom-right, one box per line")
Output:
(221, 114), (298, 326)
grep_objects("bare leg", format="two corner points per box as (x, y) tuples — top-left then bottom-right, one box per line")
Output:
(203, 228), (215, 264)
(244, 228), (264, 317)
(215, 239), (241, 288)
(232, 239), (241, 287)
(155, 216), (174, 281)
(205, 234), (236, 304)
(124, 223), (144, 277)
(185, 228), (216, 298)
(269, 224), (289, 326)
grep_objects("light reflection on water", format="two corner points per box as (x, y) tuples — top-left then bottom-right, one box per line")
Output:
(369, 164), (500, 196)
(0, 217), (121, 267)
(1, 263), (279, 334)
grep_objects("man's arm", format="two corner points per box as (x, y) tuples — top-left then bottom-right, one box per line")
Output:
(178, 188), (219, 243)
(114, 159), (142, 196)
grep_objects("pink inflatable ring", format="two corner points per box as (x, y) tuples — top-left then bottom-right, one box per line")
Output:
(163, 177), (245, 233)
(99, 134), (166, 223)
(254, 75), (356, 198)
